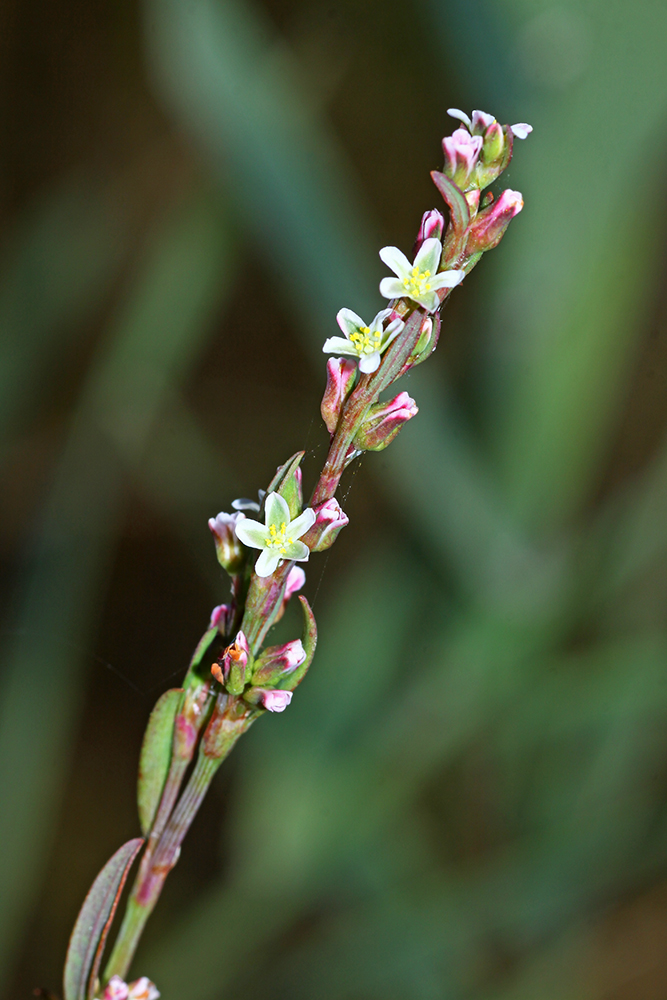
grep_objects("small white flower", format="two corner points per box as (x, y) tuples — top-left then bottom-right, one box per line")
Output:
(234, 492), (316, 578)
(447, 108), (533, 139)
(379, 238), (464, 313)
(323, 308), (404, 374)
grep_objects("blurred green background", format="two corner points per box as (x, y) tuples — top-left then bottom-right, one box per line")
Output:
(2, 0), (667, 997)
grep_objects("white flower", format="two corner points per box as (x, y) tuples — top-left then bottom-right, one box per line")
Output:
(323, 308), (404, 374)
(234, 492), (316, 578)
(447, 108), (533, 139)
(379, 238), (464, 313)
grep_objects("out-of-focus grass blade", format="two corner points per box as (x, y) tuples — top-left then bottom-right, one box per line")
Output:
(0, 173), (130, 454)
(144, 0), (379, 340)
(0, 186), (236, 989)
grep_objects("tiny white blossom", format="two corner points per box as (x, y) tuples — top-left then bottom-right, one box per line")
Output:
(235, 492), (316, 578)
(323, 308), (403, 374)
(379, 238), (464, 313)
(447, 108), (533, 139)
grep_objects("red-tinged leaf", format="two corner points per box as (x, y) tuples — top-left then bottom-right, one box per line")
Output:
(63, 838), (143, 1000)
(137, 687), (183, 835)
(430, 171), (470, 236)
(283, 596), (317, 691)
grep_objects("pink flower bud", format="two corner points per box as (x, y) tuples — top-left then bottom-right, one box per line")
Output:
(127, 979), (160, 1000)
(259, 689), (293, 713)
(442, 128), (483, 186)
(466, 189), (523, 254)
(104, 977), (129, 1000)
(209, 604), (228, 630)
(413, 209), (445, 254)
(471, 109), (496, 133)
(321, 357), (357, 435)
(208, 511), (245, 573)
(481, 122), (505, 164)
(354, 392), (418, 452)
(253, 639), (306, 685)
(301, 498), (349, 553)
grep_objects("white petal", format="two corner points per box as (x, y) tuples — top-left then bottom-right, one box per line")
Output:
(383, 317), (404, 340)
(289, 507), (316, 539)
(447, 108), (471, 128)
(285, 540), (310, 562)
(511, 122), (533, 139)
(368, 307), (393, 333)
(265, 491), (290, 529)
(430, 269), (465, 289)
(414, 237), (442, 275)
(358, 352), (381, 373)
(379, 245), (412, 279)
(471, 109), (496, 132)
(235, 519), (268, 550)
(416, 291), (441, 313)
(336, 307), (365, 336)
(323, 336), (358, 355)
(255, 549), (281, 577)
(379, 277), (406, 300)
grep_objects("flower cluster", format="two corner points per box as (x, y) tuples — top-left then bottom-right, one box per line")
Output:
(102, 976), (159, 1000)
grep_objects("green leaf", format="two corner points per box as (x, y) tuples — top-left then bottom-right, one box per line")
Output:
(430, 171), (470, 262)
(137, 688), (183, 836)
(283, 596), (317, 692)
(63, 838), (143, 1000)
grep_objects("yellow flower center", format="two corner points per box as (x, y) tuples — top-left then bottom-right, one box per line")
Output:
(402, 266), (432, 298)
(264, 521), (294, 556)
(349, 325), (382, 355)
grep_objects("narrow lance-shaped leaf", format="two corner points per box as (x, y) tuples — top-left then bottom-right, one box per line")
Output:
(63, 838), (143, 1000)
(137, 688), (183, 836)
(283, 596), (317, 691)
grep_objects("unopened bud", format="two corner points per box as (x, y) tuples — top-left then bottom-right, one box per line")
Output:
(244, 688), (293, 713)
(301, 498), (349, 552)
(209, 604), (228, 631)
(354, 392), (418, 452)
(212, 631), (251, 696)
(481, 121), (505, 164)
(252, 639), (306, 686)
(321, 357), (357, 435)
(208, 511), (245, 574)
(466, 189), (523, 254)
(442, 128), (483, 189)
(127, 979), (160, 1000)
(413, 209), (445, 254)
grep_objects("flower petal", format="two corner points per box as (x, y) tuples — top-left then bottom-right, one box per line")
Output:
(235, 518), (269, 550)
(323, 336), (358, 356)
(430, 269), (465, 289)
(447, 108), (471, 128)
(265, 491), (290, 529)
(379, 245), (412, 279)
(471, 109), (496, 132)
(415, 291), (441, 313)
(511, 122), (533, 139)
(383, 317), (404, 340)
(255, 549), (281, 577)
(289, 507), (317, 539)
(414, 237), (442, 275)
(284, 540), (310, 561)
(379, 277), (406, 300)
(368, 307), (394, 333)
(336, 307), (365, 336)
(358, 352), (381, 373)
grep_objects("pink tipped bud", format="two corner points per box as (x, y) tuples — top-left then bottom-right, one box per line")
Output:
(259, 689), (293, 713)
(321, 357), (357, 435)
(481, 121), (505, 164)
(208, 511), (245, 574)
(301, 498), (349, 553)
(104, 977), (129, 1000)
(127, 979), (160, 1000)
(466, 189), (523, 254)
(212, 630), (250, 695)
(253, 639), (306, 685)
(442, 128), (483, 187)
(209, 604), (228, 631)
(471, 109), (496, 133)
(354, 392), (418, 452)
(413, 209), (445, 254)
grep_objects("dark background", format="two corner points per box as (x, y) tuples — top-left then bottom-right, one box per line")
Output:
(3, 0), (667, 997)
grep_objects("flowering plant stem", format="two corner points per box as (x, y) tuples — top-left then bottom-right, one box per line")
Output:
(63, 109), (531, 1000)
